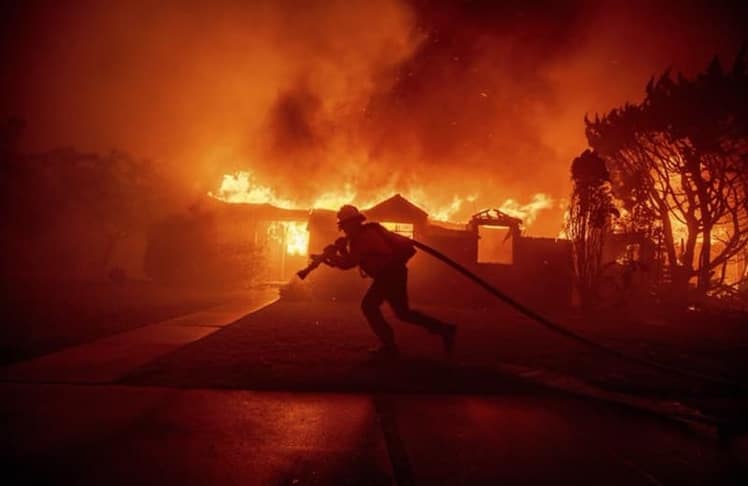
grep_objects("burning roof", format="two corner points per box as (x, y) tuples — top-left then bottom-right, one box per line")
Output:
(470, 208), (522, 229)
(364, 194), (429, 225)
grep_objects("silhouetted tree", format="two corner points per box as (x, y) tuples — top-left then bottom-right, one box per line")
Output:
(1, 134), (173, 279)
(567, 149), (618, 307)
(586, 49), (748, 297)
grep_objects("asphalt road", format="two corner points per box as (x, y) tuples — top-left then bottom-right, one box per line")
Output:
(3, 383), (745, 485)
(2, 295), (747, 484)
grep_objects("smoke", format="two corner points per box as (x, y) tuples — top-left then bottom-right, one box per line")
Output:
(1, 0), (745, 235)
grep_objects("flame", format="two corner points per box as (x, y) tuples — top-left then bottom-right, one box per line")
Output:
(669, 215), (689, 243)
(283, 221), (309, 256)
(380, 222), (414, 237)
(407, 193), (478, 222)
(210, 170), (483, 222)
(663, 170), (689, 244)
(267, 221), (309, 256)
(210, 170), (554, 255)
(312, 184), (358, 210)
(498, 193), (553, 225)
(210, 171), (295, 208)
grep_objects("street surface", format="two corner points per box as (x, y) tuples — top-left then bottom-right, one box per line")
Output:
(2, 294), (746, 484)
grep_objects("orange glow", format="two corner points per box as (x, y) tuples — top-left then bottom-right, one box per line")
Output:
(662, 170), (690, 243)
(268, 221), (309, 256)
(498, 194), (554, 226)
(210, 172), (295, 208)
(283, 222), (310, 256)
(8, 2), (742, 245)
(416, 194), (478, 222)
(477, 226), (514, 264)
(210, 171), (553, 229)
(381, 222), (414, 238)
(669, 214), (689, 243)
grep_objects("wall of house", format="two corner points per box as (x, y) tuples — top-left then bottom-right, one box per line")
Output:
(304, 206), (574, 309)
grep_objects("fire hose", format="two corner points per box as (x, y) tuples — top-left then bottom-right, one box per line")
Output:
(298, 237), (744, 391)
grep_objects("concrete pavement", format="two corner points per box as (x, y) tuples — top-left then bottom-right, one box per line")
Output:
(1, 290), (277, 383)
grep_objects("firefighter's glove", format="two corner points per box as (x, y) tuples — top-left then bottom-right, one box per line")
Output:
(317, 245), (337, 267)
(334, 237), (348, 252)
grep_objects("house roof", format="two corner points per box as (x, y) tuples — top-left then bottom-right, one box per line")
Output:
(364, 194), (429, 224)
(204, 196), (310, 221)
(469, 208), (522, 228)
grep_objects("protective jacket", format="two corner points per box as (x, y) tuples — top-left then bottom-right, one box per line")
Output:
(331, 223), (415, 278)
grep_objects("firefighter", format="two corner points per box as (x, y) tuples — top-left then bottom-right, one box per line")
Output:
(324, 204), (457, 358)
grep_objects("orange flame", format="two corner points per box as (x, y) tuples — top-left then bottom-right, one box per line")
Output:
(498, 193), (553, 225)
(210, 170), (486, 222)
(209, 171), (295, 208)
(267, 221), (309, 256)
(210, 170), (555, 255)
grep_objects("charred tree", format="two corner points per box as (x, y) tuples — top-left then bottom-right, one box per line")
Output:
(567, 149), (617, 307)
(586, 49), (748, 300)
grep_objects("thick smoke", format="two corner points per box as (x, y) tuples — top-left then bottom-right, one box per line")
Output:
(1, 0), (745, 234)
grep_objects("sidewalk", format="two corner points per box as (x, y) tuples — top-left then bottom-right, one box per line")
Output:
(1, 289), (277, 384)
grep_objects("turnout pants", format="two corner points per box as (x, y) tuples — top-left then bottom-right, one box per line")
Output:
(361, 265), (450, 346)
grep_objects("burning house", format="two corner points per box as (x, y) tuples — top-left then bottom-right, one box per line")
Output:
(145, 192), (572, 308)
(144, 197), (310, 287)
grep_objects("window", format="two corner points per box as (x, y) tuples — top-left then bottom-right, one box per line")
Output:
(381, 222), (414, 239)
(477, 225), (513, 264)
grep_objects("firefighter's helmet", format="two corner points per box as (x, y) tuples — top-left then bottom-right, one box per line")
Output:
(337, 204), (366, 226)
